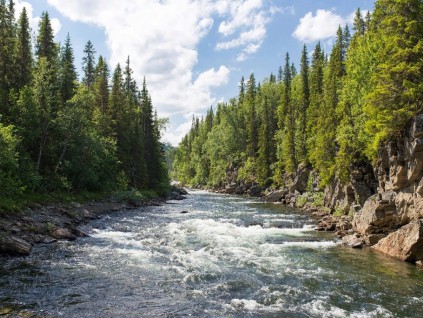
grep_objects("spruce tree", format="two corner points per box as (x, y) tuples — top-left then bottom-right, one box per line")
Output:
(35, 12), (57, 62)
(15, 6), (32, 90)
(59, 33), (77, 103)
(0, 0), (16, 118)
(364, 0), (423, 158)
(245, 73), (258, 158)
(82, 40), (96, 87)
(298, 44), (309, 163)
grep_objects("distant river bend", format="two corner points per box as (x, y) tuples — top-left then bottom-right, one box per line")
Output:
(1, 190), (423, 317)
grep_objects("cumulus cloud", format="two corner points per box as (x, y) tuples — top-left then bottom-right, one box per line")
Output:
(45, 0), (280, 144)
(292, 9), (347, 43)
(215, 0), (281, 61)
(15, 0), (61, 36)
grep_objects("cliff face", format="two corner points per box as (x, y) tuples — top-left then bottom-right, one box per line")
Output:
(351, 114), (423, 263)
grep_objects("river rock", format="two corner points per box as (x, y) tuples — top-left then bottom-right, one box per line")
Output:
(342, 234), (363, 248)
(363, 233), (386, 246)
(50, 228), (77, 241)
(0, 235), (32, 256)
(372, 220), (423, 262)
(168, 191), (185, 200)
(265, 189), (287, 203)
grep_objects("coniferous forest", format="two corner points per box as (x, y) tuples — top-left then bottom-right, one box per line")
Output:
(172, 0), (423, 191)
(0, 2), (168, 210)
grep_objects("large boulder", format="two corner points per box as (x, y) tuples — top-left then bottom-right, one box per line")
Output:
(0, 235), (32, 256)
(372, 220), (423, 262)
(353, 191), (398, 235)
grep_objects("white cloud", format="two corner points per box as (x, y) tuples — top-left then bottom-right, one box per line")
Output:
(215, 0), (281, 61)
(292, 9), (346, 43)
(15, 0), (61, 36)
(45, 0), (282, 144)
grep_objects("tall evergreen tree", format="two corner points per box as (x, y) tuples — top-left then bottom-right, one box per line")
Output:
(94, 55), (109, 114)
(0, 0), (16, 118)
(364, 0), (423, 157)
(298, 44), (310, 163)
(15, 6), (32, 90)
(82, 40), (96, 87)
(307, 42), (325, 167)
(59, 33), (77, 103)
(245, 73), (258, 158)
(35, 12), (57, 62)
(353, 8), (366, 36)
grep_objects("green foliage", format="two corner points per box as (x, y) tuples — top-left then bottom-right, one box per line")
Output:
(0, 7), (169, 211)
(170, 0), (423, 199)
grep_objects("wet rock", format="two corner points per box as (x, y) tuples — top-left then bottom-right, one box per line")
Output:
(372, 220), (423, 262)
(42, 236), (58, 244)
(50, 228), (77, 241)
(0, 235), (32, 256)
(167, 191), (185, 200)
(342, 234), (363, 248)
(180, 211), (189, 214)
(265, 189), (287, 203)
(363, 233), (386, 246)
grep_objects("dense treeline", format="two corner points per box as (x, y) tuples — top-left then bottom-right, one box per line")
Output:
(173, 0), (423, 190)
(0, 1), (168, 208)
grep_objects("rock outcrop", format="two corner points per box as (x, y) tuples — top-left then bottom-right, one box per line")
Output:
(348, 114), (423, 262)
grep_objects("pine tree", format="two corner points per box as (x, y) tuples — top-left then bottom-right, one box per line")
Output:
(298, 44), (309, 162)
(353, 8), (366, 36)
(35, 12), (57, 62)
(15, 6), (32, 90)
(364, 0), (423, 158)
(245, 73), (258, 158)
(0, 0), (17, 118)
(306, 43), (325, 166)
(94, 55), (109, 114)
(82, 40), (96, 87)
(59, 33), (77, 103)
(281, 52), (296, 173)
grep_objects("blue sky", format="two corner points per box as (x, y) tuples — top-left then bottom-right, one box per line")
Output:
(18, 0), (373, 145)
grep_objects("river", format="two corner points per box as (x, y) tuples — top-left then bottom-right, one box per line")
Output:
(1, 190), (423, 317)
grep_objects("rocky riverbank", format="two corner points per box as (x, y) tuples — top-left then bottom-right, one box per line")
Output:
(0, 198), (163, 256)
(0, 187), (189, 257)
(202, 114), (423, 266)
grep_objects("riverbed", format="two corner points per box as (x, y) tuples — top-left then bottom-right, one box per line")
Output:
(1, 190), (423, 317)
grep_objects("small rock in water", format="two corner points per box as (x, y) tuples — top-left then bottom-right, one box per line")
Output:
(180, 211), (189, 214)
(342, 234), (363, 248)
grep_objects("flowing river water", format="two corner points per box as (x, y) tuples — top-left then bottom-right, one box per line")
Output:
(1, 190), (423, 317)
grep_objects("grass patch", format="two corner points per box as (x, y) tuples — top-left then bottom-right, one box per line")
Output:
(112, 189), (158, 203)
(0, 190), (110, 215)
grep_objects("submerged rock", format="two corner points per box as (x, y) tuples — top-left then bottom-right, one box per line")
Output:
(372, 220), (423, 263)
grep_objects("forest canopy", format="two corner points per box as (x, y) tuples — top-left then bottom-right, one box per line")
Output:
(172, 0), (423, 189)
(0, 1), (169, 209)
